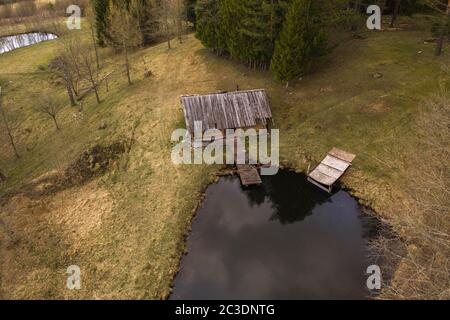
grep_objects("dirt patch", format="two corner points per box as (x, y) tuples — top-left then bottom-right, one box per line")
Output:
(18, 141), (127, 198)
(362, 100), (390, 114)
(0, 171), (6, 183)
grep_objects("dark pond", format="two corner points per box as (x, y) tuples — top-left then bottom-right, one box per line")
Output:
(171, 170), (378, 300)
(0, 32), (57, 54)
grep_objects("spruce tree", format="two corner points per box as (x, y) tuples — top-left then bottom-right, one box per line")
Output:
(218, 0), (287, 69)
(196, 0), (225, 53)
(270, 0), (328, 86)
(186, 0), (197, 27)
(93, 0), (110, 46)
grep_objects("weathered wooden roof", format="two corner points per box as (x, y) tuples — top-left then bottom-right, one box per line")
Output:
(180, 89), (272, 132)
(308, 148), (356, 191)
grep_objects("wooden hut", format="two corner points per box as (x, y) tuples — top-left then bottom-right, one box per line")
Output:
(180, 89), (273, 139)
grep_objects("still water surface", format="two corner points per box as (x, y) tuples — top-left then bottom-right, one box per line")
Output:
(171, 170), (377, 299)
(0, 32), (57, 54)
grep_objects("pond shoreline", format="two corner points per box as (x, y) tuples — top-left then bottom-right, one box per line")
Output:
(168, 163), (394, 300)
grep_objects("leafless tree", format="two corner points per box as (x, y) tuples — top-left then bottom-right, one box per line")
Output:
(51, 56), (77, 106)
(0, 87), (20, 159)
(173, 0), (187, 43)
(159, 0), (173, 49)
(107, 2), (142, 85)
(34, 93), (64, 131)
(86, 4), (101, 70)
(390, 0), (402, 28)
(423, 0), (450, 56)
(79, 47), (102, 104)
(52, 34), (88, 104)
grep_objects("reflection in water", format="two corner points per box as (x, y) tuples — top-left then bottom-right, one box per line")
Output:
(171, 171), (377, 300)
(0, 32), (57, 54)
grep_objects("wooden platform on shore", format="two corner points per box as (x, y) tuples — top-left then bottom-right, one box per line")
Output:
(308, 148), (356, 193)
(237, 164), (262, 186)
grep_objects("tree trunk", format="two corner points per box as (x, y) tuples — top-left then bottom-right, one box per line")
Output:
(6, 127), (19, 158)
(90, 24), (101, 70)
(0, 88), (20, 158)
(124, 43), (132, 85)
(390, 0), (401, 28)
(52, 116), (60, 130)
(65, 79), (76, 106)
(94, 89), (101, 104)
(435, 1), (450, 56)
(351, 0), (362, 31)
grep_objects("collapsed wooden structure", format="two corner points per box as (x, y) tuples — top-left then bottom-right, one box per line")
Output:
(307, 148), (356, 193)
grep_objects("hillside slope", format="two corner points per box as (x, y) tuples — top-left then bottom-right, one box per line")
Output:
(0, 27), (448, 298)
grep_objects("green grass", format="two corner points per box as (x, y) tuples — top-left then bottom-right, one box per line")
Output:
(0, 24), (449, 299)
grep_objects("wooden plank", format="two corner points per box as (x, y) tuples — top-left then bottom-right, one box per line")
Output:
(315, 163), (344, 179)
(308, 169), (336, 186)
(328, 148), (356, 163)
(307, 177), (331, 193)
(237, 165), (262, 186)
(321, 155), (351, 172)
(308, 148), (356, 191)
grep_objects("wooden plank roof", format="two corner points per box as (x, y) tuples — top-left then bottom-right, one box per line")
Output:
(180, 89), (272, 133)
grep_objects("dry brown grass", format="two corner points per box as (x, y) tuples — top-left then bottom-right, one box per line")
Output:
(375, 91), (450, 300)
(0, 14), (449, 299)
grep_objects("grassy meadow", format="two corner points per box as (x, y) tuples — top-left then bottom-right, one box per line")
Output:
(0, 16), (449, 298)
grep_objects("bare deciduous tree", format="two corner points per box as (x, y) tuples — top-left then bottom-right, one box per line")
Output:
(390, 0), (402, 28)
(51, 56), (77, 106)
(34, 93), (64, 131)
(107, 2), (142, 85)
(423, 0), (450, 56)
(0, 87), (20, 159)
(79, 47), (102, 104)
(86, 4), (101, 70)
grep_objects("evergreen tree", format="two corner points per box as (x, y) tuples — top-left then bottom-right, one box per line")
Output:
(93, 0), (110, 46)
(196, 0), (287, 68)
(195, 0), (225, 53)
(186, 0), (197, 26)
(227, 0), (274, 68)
(271, 0), (328, 86)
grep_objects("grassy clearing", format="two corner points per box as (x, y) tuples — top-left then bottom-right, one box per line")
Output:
(0, 20), (449, 298)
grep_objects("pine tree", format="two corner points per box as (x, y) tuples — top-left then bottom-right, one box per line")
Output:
(196, 0), (287, 68)
(271, 0), (328, 86)
(93, 0), (110, 46)
(186, 0), (197, 26)
(196, 0), (225, 53)
(230, 0), (274, 68)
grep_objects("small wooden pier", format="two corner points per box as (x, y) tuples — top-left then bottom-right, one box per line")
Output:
(237, 164), (262, 186)
(308, 148), (356, 193)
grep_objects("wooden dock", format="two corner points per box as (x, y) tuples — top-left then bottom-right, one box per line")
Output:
(237, 164), (262, 186)
(308, 148), (356, 193)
